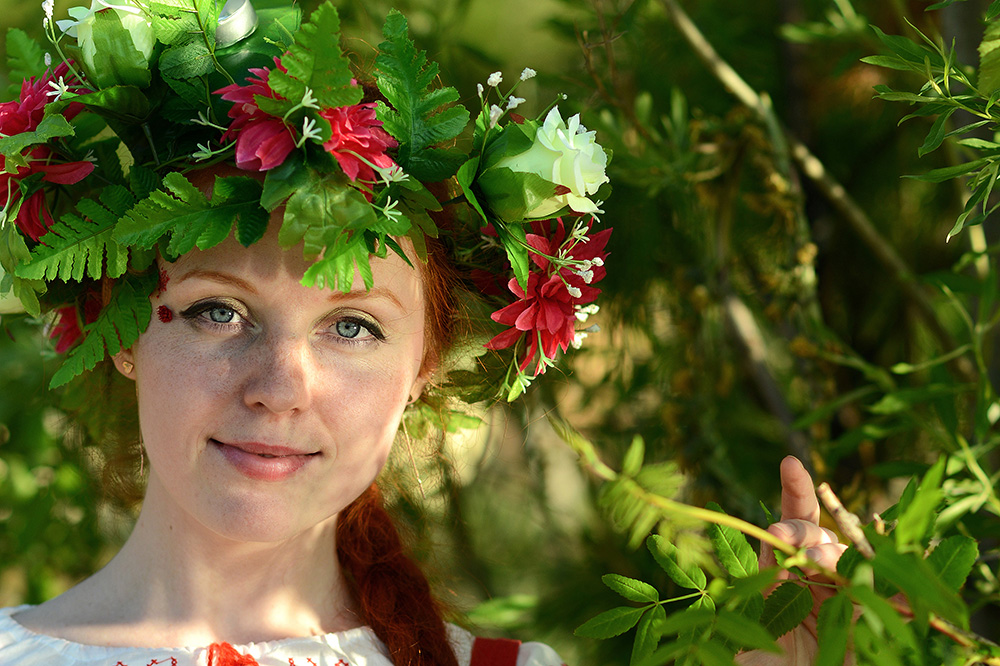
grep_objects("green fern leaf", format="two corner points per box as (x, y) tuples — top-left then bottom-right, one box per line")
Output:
(16, 185), (135, 282)
(375, 10), (470, 181)
(5, 29), (46, 96)
(114, 173), (265, 259)
(260, 2), (360, 115)
(50, 270), (157, 388)
(277, 169), (376, 259)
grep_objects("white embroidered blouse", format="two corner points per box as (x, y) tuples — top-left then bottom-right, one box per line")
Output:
(0, 606), (565, 666)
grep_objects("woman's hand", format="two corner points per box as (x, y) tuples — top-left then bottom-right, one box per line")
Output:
(737, 456), (848, 666)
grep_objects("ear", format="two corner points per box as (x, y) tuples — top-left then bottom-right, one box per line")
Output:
(113, 349), (136, 381)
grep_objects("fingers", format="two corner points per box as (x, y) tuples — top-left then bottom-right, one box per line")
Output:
(779, 456), (820, 524)
(767, 519), (838, 548)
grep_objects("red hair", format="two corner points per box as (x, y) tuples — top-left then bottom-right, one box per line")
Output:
(337, 485), (459, 666)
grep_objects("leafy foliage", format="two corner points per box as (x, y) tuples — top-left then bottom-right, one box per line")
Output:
(49, 270), (158, 388)
(3, 28), (45, 95)
(16, 185), (134, 282)
(375, 10), (470, 181)
(114, 172), (267, 259)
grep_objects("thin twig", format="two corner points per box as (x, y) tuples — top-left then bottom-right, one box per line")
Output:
(659, 0), (976, 382)
(817, 482), (874, 558)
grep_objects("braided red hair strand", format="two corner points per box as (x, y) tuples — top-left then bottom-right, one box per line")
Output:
(336, 485), (458, 666)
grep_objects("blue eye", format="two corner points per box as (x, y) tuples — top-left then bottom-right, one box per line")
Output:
(208, 306), (236, 323)
(336, 320), (362, 338)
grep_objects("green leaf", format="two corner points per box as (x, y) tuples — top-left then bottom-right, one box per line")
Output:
(894, 455), (945, 550)
(50, 270), (158, 388)
(706, 503), (758, 579)
(990, 0), (1000, 20)
(491, 220), (530, 291)
(622, 435), (645, 477)
(657, 607), (716, 637)
(114, 173), (265, 259)
(575, 606), (647, 639)
(926, 535), (979, 593)
(904, 157), (989, 183)
(16, 186), (134, 282)
(715, 609), (781, 652)
(5, 29), (46, 95)
(759, 581), (813, 639)
(917, 107), (956, 157)
(86, 9), (153, 89)
(603, 574), (659, 603)
(267, 2), (360, 111)
(0, 115), (75, 157)
(980, 18), (1000, 95)
(631, 604), (665, 666)
(870, 534), (968, 627)
(815, 593), (852, 666)
(159, 40), (215, 80)
(848, 581), (918, 652)
(647, 535), (707, 590)
(375, 10), (470, 181)
(870, 25), (944, 68)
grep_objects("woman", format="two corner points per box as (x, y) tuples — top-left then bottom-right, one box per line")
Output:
(0, 0), (844, 663)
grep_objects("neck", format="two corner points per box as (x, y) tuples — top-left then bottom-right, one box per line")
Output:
(76, 476), (361, 648)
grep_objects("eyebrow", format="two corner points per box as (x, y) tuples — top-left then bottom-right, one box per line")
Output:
(175, 269), (258, 294)
(174, 269), (405, 310)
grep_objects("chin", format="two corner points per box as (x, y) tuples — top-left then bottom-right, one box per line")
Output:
(197, 492), (340, 544)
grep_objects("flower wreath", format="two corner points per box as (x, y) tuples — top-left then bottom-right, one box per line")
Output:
(0, 0), (613, 412)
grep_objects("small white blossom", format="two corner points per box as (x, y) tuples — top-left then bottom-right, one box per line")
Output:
(506, 96), (525, 111)
(191, 110), (228, 131)
(592, 257), (604, 267)
(488, 104), (503, 129)
(41, 0), (54, 20)
(43, 53), (52, 68)
(576, 269), (594, 284)
(576, 121), (589, 134)
(477, 83), (484, 100)
(566, 285), (582, 298)
(520, 67), (536, 81)
(378, 164), (410, 186)
(382, 198), (404, 224)
(571, 331), (588, 349)
(192, 143), (214, 161)
(300, 87), (319, 110)
(43, 17), (49, 29)
(575, 304), (600, 322)
(296, 116), (323, 147)
(82, 150), (97, 163)
(487, 71), (503, 87)
(46, 76), (70, 101)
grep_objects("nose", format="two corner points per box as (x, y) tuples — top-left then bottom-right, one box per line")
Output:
(241, 332), (315, 414)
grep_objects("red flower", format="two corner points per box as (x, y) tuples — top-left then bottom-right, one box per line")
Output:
(486, 219), (611, 375)
(215, 58), (296, 171)
(319, 103), (397, 183)
(49, 293), (102, 353)
(0, 63), (91, 241)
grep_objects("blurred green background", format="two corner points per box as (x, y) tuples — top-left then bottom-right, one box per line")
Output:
(2, 0), (999, 663)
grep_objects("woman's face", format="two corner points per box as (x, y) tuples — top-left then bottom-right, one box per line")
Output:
(118, 224), (428, 543)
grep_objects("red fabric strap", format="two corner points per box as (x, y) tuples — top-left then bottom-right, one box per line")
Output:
(470, 637), (522, 666)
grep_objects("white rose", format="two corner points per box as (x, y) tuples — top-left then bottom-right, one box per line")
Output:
(493, 107), (609, 219)
(57, 0), (154, 77)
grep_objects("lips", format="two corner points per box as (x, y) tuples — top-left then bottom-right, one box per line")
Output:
(211, 439), (319, 481)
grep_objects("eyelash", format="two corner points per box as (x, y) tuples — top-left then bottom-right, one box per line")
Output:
(178, 300), (386, 345)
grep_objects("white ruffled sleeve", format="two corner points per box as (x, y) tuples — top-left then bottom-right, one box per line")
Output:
(517, 641), (566, 666)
